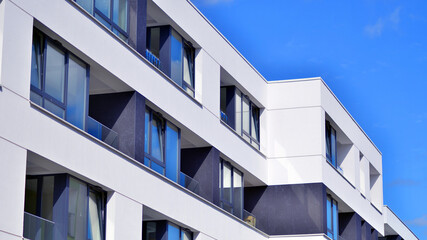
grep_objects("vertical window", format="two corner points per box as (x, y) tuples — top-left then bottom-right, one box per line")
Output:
(145, 108), (181, 182)
(68, 177), (105, 240)
(74, 0), (129, 41)
(326, 195), (339, 240)
(143, 222), (193, 240)
(24, 175), (106, 240)
(233, 89), (260, 149)
(30, 29), (89, 131)
(326, 121), (337, 167)
(220, 160), (244, 219)
(171, 30), (183, 87)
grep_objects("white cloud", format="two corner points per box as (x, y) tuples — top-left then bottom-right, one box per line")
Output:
(407, 215), (427, 226)
(364, 7), (401, 38)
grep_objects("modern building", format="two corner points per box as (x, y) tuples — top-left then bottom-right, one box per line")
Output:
(0, 0), (418, 239)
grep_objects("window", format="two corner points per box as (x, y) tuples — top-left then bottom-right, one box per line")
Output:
(24, 175), (106, 240)
(326, 195), (338, 240)
(30, 29), (89, 131)
(74, 0), (129, 41)
(236, 89), (260, 149)
(325, 121), (337, 167)
(143, 221), (192, 240)
(147, 27), (195, 97)
(145, 107), (180, 182)
(219, 160), (244, 219)
(170, 29), (195, 96)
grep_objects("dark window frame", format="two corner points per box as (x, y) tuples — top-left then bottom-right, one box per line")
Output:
(219, 159), (244, 219)
(72, 0), (130, 41)
(146, 26), (196, 97)
(237, 90), (260, 148)
(30, 29), (90, 131)
(325, 121), (337, 167)
(326, 194), (339, 240)
(144, 107), (182, 181)
(24, 174), (107, 240)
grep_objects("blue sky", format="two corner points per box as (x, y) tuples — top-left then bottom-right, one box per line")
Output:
(191, 0), (427, 238)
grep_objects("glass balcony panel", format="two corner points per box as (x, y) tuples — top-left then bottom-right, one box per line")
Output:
(76, 0), (93, 14)
(243, 209), (257, 227)
(179, 172), (200, 194)
(23, 212), (54, 240)
(145, 49), (161, 68)
(87, 116), (119, 148)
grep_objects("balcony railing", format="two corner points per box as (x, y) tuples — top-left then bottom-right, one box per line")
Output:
(23, 212), (54, 240)
(145, 49), (161, 68)
(243, 209), (257, 227)
(87, 116), (119, 148)
(179, 172), (199, 194)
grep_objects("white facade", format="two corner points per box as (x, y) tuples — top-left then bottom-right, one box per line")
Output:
(0, 0), (417, 239)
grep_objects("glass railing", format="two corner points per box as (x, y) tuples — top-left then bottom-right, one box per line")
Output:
(179, 172), (199, 194)
(243, 209), (257, 227)
(145, 49), (161, 68)
(87, 116), (119, 148)
(23, 212), (54, 240)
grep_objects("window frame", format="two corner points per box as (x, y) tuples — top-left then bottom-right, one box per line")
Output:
(326, 194), (339, 240)
(144, 107), (182, 181)
(325, 121), (337, 167)
(30, 29), (90, 131)
(219, 159), (244, 219)
(73, 0), (130, 41)
(24, 174), (106, 240)
(237, 90), (260, 148)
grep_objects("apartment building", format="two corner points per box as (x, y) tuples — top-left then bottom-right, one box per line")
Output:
(0, 0), (418, 239)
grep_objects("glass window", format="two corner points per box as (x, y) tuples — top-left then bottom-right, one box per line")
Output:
(68, 178), (88, 240)
(95, 0), (110, 17)
(242, 96), (250, 133)
(326, 195), (338, 240)
(222, 163), (232, 203)
(167, 224), (180, 240)
(165, 123), (179, 182)
(31, 32), (43, 89)
(151, 115), (164, 162)
(171, 30), (183, 87)
(145, 110), (150, 153)
(76, 0), (93, 14)
(233, 169), (243, 219)
(235, 89), (242, 134)
(181, 230), (192, 240)
(24, 178), (38, 216)
(30, 91), (43, 106)
(41, 176), (54, 221)
(45, 42), (65, 102)
(113, 0), (128, 31)
(220, 160), (244, 219)
(88, 190), (105, 240)
(148, 28), (161, 57)
(326, 122), (337, 167)
(232, 87), (260, 148)
(67, 56), (87, 130)
(145, 222), (156, 240)
(183, 43), (194, 89)
(145, 108), (181, 183)
(143, 222), (192, 240)
(251, 106), (260, 141)
(44, 99), (65, 119)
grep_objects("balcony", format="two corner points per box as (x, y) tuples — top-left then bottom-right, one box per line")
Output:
(87, 116), (119, 148)
(179, 172), (200, 194)
(145, 49), (161, 68)
(23, 212), (54, 240)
